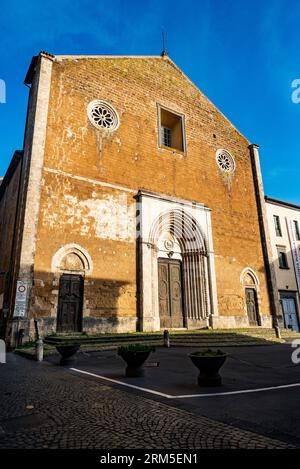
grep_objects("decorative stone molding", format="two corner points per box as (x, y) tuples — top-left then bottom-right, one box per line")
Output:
(87, 100), (120, 131)
(216, 149), (236, 173)
(240, 267), (260, 287)
(51, 244), (93, 274)
(138, 190), (218, 331)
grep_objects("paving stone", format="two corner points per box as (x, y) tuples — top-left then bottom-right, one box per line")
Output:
(0, 353), (294, 449)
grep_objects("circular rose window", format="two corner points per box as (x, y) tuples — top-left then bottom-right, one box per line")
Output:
(87, 100), (120, 131)
(216, 149), (236, 173)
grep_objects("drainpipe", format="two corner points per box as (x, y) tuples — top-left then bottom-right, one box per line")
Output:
(249, 144), (282, 328)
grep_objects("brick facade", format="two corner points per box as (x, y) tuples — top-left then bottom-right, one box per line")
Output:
(0, 53), (273, 342)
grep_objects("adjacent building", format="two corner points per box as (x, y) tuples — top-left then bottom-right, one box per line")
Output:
(265, 196), (300, 331)
(0, 51), (278, 345)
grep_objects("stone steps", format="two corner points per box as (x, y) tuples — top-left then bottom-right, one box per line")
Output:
(44, 327), (300, 348)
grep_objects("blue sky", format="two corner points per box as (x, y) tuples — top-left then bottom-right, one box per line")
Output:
(0, 0), (299, 202)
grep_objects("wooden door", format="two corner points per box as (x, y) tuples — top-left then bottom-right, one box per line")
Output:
(57, 275), (83, 332)
(282, 297), (299, 332)
(158, 259), (184, 328)
(245, 288), (259, 326)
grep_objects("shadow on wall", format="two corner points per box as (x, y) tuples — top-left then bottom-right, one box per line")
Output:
(2, 243), (300, 346)
(2, 270), (136, 345)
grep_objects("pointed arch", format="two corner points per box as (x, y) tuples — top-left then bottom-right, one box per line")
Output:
(51, 244), (93, 274)
(240, 267), (260, 287)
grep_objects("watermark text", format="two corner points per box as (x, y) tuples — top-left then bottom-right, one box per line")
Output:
(291, 79), (300, 104)
(0, 79), (6, 103)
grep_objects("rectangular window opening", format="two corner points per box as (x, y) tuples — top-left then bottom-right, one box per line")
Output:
(294, 220), (300, 241)
(274, 215), (282, 237)
(277, 247), (289, 269)
(159, 106), (185, 153)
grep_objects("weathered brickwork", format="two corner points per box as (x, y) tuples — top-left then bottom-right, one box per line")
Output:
(1, 54), (273, 339)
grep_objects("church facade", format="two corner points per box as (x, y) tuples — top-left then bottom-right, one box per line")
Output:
(0, 52), (277, 343)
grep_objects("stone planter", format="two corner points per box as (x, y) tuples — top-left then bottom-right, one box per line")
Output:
(189, 351), (227, 387)
(56, 344), (80, 366)
(118, 350), (152, 377)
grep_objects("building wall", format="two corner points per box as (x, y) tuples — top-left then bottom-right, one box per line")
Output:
(20, 55), (271, 336)
(265, 201), (300, 291)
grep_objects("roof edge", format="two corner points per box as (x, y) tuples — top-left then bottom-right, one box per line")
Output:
(265, 195), (300, 211)
(24, 51), (55, 85)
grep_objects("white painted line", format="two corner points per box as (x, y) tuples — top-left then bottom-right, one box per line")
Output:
(175, 382), (300, 398)
(70, 368), (300, 399)
(70, 368), (173, 398)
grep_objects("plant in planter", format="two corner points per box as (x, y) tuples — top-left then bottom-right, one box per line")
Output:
(117, 344), (155, 377)
(56, 342), (81, 366)
(189, 349), (228, 387)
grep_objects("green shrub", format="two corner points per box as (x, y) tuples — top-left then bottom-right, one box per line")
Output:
(117, 344), (155, 354)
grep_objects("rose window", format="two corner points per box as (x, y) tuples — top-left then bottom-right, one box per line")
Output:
(87, 100), (119, 131)
(216, 150), (236, 173)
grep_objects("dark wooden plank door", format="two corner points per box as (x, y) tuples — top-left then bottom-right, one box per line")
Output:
(158, 259), (184, 329)
(158, 260), (170, 328)
(169, 261), (184, 328)
(57, 275), (83, 332)
(245, 288), (259, 326)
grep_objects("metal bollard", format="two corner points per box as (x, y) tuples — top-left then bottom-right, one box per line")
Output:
(18, 329), (25, 347)
(163, 329), (170, 348)
(274, 325), (281, 339)
(36, 339), (44, 362)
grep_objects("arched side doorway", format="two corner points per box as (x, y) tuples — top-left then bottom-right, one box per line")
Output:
(241, 268), (261, 326)
(51, 245), (93, 333)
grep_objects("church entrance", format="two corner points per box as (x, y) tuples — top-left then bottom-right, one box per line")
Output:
(57, 274), (83, 332)
(158, 258), (184, 329)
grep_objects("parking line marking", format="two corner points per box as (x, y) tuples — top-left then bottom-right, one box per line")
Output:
(175, 382), (300, 398)
(70, 368), (300, 399)
(70, 368), (173, 398)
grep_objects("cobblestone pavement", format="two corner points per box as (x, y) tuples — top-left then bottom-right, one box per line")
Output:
(0, 353), (294, 449)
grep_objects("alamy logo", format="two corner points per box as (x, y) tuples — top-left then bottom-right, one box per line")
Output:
(291, 79), (300, 104)
(291, 339), (300, 364)
(0, 79), (6, 103)
(0, 339), (6, 364)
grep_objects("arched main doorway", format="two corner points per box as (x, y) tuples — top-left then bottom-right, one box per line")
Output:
(146, 208), (211, 329)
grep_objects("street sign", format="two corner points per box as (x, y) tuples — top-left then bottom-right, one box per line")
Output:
(13, 281), (29, 318)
